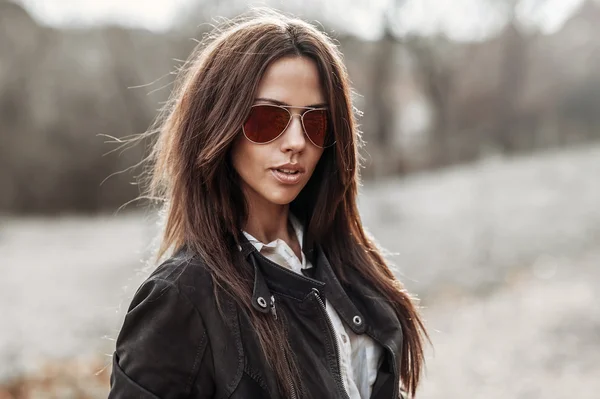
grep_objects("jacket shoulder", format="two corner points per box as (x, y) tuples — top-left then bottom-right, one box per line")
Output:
(111, 251), (215, 398)
(145, 248), (215, 301)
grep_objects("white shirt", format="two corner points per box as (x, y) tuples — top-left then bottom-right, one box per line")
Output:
(243, 216), (383, 399)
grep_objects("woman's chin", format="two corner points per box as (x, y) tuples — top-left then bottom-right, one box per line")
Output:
(264, 189), (301, 206)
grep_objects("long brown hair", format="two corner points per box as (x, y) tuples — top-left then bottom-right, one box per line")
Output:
(144, 8), (427, 398)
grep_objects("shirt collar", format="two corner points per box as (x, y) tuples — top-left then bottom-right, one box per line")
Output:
(242, 214), (310, 270)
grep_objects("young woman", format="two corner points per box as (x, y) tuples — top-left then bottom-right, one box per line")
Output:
(109, 10), (427, 399)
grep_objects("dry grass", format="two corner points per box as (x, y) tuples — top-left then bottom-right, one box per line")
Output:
(0, 357), (110, 399)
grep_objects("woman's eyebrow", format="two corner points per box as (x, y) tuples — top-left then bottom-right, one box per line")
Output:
(254, 97), (327, 108)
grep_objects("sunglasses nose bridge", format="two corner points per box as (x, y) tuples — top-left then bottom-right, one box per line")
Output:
(286, 113), (306, 135)
(282, 109), (303, 133)
(277, 112), (308, 148)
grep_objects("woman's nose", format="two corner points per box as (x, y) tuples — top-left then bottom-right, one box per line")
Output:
(280, 114), (306, 151)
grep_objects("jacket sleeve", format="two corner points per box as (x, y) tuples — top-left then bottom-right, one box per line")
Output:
(108, 277), (214, 399)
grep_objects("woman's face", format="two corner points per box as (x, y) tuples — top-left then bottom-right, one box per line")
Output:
(231, 56), (326, 208)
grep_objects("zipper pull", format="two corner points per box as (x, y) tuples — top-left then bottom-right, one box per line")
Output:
(270, 295), (278, 320)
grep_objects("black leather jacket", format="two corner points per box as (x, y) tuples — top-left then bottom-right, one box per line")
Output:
(108, 238), (404, 399)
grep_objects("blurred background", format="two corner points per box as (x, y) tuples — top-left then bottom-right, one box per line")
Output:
(1, 0), (599, 397)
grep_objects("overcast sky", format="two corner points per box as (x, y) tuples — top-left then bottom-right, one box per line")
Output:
(18, 0), (588, 41)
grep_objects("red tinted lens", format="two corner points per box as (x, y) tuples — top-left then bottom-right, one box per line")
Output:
(243, 105), (290, 143)
(302, 109), (330, 147)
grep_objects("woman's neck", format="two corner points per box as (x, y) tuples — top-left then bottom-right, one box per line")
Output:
(244, 197), (294, 245)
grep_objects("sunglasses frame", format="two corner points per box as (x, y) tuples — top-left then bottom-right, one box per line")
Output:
(242, 103), (336, 149)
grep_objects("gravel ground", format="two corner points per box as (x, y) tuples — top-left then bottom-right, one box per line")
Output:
(1, 145), (599, 398)
(418, 249), (600, 399)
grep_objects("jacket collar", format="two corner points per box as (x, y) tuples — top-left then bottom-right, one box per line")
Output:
(241, 233), (403, 354)
(311, 245), (368, 334)
(239, 233), (322, 304)
(239, 233), (367, 334)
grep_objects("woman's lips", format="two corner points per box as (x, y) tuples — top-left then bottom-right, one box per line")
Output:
(270, 169), (304, 184)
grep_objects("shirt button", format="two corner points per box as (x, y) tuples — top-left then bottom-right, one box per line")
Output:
(341, 334), (348, 344)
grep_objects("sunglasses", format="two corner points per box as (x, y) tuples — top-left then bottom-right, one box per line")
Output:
(242, 104), (334, 148)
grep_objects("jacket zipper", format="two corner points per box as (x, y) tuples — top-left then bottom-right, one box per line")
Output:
(256, 249), (345, 395)
(270, 295), (297, 399)
(270, 295), (277, 320)
(311, 288), (350, 399)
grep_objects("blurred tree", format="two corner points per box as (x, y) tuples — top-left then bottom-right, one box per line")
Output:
(404, 35), (455, 167)
(373, 0), (459, 170)
(492, 0), (529, 152)
(372, 3), (399, 149)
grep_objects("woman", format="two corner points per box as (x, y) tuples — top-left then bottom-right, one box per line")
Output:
(109, 9), (428, 399)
